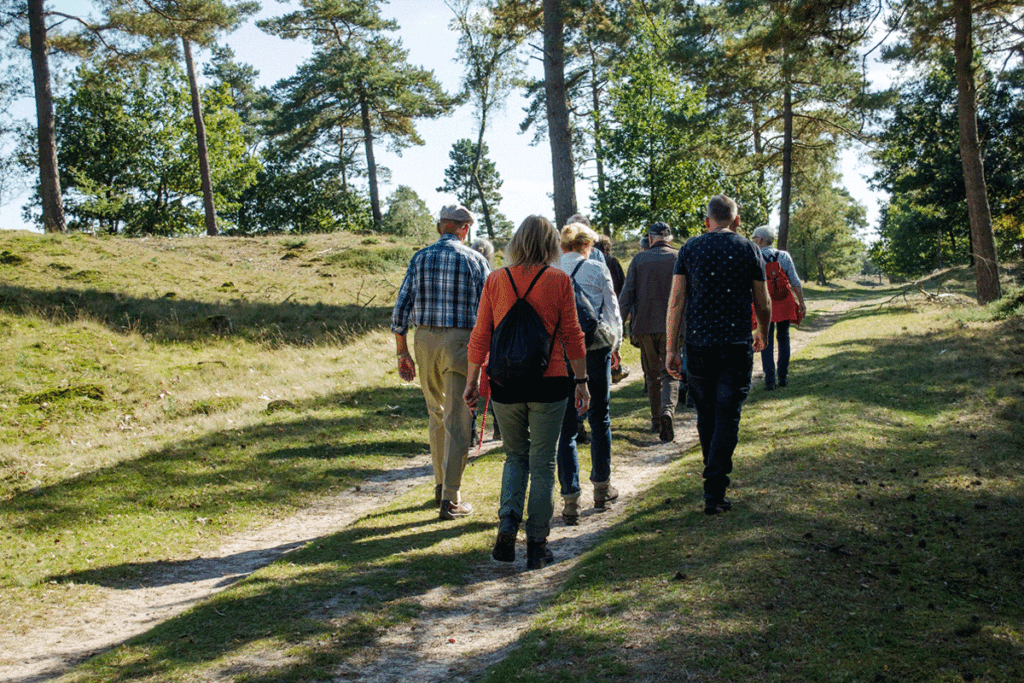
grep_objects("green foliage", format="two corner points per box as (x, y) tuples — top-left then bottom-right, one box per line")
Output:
(230, 152), (373, 235)
(436, 139), (503, 214)
(789, 163), (867, 284)
(50, 60), (260, 236)
(381, 185), (433, 239)
(593, 20), (717, 237)
(871, 61), (1024, 277)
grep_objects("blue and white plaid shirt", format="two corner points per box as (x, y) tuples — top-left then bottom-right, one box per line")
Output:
(390, 233), (491, 335)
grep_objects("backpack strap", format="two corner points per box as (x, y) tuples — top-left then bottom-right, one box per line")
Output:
(570, 259), (604, 316)
(765, 250), (779, 263)
(519, 265), (549, 299)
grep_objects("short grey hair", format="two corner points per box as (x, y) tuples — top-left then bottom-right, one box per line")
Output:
(707, 194), (738, 224)
(566, 213), (590, 227)
(470, 237), (495, 266)
(751, 226), (775, 244)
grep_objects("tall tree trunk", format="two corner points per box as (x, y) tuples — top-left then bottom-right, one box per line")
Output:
(778, 79), (794, 251)
(28, 0), (65, 233)
(587, 41), (608, 234)
(953, 0), (1001, 303)
(183, 38), (218, 236)
(471, 115), (495, 238)
(360, 92), (382, 227)
(542, 0), (576, 228)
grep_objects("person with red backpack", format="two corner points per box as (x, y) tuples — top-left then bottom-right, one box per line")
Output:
(750, 226), (807, 391)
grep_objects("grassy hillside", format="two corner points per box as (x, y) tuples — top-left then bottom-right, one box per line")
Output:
(0, 230), (434, 592)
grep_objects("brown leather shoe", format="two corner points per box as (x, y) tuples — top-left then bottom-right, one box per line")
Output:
(439, 500), (474, 520)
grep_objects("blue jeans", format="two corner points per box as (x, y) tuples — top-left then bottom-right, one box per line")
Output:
(557, 347), (612, 496)
(760, 321), (791, 388)
(492, 399), (566, 541)
(685, 344), (753, 501)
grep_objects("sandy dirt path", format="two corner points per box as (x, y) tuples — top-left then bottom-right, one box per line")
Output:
(1, 301), (854, 683)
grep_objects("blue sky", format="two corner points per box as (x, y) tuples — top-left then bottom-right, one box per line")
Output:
(2, 0), (886, 237)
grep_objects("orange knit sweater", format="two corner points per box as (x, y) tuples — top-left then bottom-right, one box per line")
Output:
(468, 265), (586, 377)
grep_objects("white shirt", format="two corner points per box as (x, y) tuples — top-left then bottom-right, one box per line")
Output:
(558, 251), (623, 351)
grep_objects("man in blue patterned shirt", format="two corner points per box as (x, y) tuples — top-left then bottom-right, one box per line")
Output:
(664, 195), (771, 515)
(392, 204), (491, 520)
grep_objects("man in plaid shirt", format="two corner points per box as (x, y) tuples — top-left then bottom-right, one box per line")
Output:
(392, 204), (491, 520)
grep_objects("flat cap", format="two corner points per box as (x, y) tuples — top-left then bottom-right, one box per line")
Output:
(439, 204), (475, 225)
(648, 221), (672, 237)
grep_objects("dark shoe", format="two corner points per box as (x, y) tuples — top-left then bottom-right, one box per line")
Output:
(526, 540), (554, 570)
(470, 428), (478, 447)
(492, 531), (516, 562)
(650, 420), (660, 433)
(659, 414), (674, 442)
(704, 497), (733, 515)
(778, 379), (788, 388)
(439, 500), (474, 520)
(434, 484), (442, 507)
(764, 383), (776, 391)
(492, 422), (502, 441)
(561, 493), (581, 525)
(611, 365), (630, 384)
(576, 422), (590, 445)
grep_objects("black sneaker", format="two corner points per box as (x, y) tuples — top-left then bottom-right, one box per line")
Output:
(492, 531), (516, 562)
(526, 540), (554, 570)
(659, 414), (674, 442)
(704, 497), (733, 515)
(779, 379), (788, 388)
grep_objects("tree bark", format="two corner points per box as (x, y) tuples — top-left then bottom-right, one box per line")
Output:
(587, 41), (608, 235)
(184, 38), (218, 236)
(28, 0), (65, 233)
(472, 115), (495, 238)
(953, 0), (1001, 303)
(360, 92), (382, 227)
(542, 0), (576, 228)
(778, 79), (794, 251)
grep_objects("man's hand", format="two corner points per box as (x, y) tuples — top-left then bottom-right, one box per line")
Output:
(463, 380), (480, 410)
(752, 329), (767, 353)
(611, 351), (621, 371)
(666, 350), (684, 380)
(397, 353), (416, 382)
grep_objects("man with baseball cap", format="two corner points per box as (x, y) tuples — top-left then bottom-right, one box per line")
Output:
(618, 221), (683, 442)
(392, 204), (491, 520)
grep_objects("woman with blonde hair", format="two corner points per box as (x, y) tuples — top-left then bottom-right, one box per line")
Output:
(464, 216), (589, 570)
(556, 222), (623, 524)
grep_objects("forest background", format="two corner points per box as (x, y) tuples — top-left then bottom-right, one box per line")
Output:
(1, 0), (1022, 294)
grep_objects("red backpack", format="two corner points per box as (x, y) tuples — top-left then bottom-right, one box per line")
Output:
(764, 252), (792, 302)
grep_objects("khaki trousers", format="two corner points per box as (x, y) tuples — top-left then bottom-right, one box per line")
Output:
(414, 326), (472, 502)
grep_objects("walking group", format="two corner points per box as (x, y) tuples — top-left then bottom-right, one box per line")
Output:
(391, 194), (805, 570)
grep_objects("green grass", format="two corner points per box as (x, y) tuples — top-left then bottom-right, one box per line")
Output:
(1, 229), (1021, 682)
(480, 293), (1024, 683)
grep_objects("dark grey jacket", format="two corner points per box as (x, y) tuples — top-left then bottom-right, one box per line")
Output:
(618, 243), (678, 336)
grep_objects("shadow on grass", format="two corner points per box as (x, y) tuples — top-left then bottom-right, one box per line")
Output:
(0, 383), (436, 587)
(479, 312), (1024, 682)
(0, 283), (392, 346)
(33, 513), (495, 683)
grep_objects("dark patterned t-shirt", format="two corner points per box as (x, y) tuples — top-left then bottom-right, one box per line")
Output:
(674, 231), (765, 346)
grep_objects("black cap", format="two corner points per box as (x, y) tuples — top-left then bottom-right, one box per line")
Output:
(648, 221), (672, 237)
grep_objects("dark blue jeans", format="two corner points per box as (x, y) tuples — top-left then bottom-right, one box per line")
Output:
(557, 346), (612, 495)
(760, 321), (791, 388)
(685, 344), (754, 501)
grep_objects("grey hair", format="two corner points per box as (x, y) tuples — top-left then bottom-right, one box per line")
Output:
(470, 237), (495, 266)
(751, 226), (775, 244)
(566, 213), (590, 227)
(707, 194), (738, 224)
